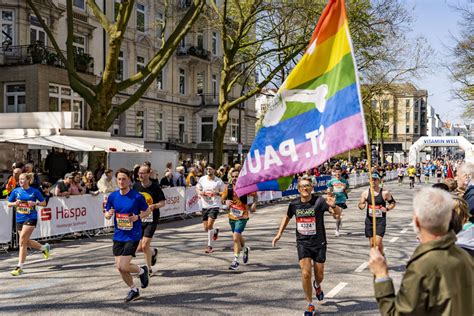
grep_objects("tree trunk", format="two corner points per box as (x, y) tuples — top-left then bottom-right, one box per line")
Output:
(213, 108), (229, 167)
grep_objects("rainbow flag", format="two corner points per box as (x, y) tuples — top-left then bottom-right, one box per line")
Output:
(235, 0), (367, 196)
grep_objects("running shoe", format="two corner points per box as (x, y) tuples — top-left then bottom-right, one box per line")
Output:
(205, 246), (214, 254)
(10, 267), (23, 276)
(42, 243), (50, 259)
(148, 268), (153, 277)
(124, 289), (140, 302)
(243, 246), (250, 264)
(212, 228), (220, 241)
(304, 303), (315, 315)
(335, 230), (340, 237)
(140, 266), (149, 289)
(151, 248), (158, 266)
(229, 260), (239, 270)
(313, 281), (324, 301)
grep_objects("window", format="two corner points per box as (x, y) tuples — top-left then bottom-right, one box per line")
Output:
(49, 84), (84, 128)
(136, 110), (144, 138)
(4, 83), (26, 113)
(406, 112), (410, 122)
(1, 10), (14, 45)
(114, 0), (121, 22)
(116, 51), (124, 81)
(406, 126), (410, 133)
(230, 118), (238, 142)
(73, 0), (85, 9)
(112, 106), (120, 135)
(406, 99), (410, 108)
(414, 111), (418, 121)
(136, 3), (145, 33)
(155, 112), (163, 140)
(30, 16), (46, 45)
(178, 116), (185, 142)
(212, 74), (217, 98)
(197, 30), (204, 49)
(156, 69), (163, 90)
(414, 126), (418, 134)
(196, 72), (204, 94)
(73, 35), (86, 54)
(136, 55), (145, 74)
(155, 12), (164, 38)
(201, 116), (214, 142)
(212, 31), (217, 55)
(179, 68), (185, 94)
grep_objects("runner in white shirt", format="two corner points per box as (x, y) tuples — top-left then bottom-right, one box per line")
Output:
(196, 163), (225, 253)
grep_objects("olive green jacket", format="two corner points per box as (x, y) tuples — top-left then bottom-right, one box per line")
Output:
(374, 232), (473, 316)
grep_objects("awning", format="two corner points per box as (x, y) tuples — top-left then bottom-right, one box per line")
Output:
(5, 136), (86, 151)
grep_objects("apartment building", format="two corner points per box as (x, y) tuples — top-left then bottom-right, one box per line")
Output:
(0, 0), (257, 164)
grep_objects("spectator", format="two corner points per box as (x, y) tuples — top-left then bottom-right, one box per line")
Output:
(368, 187), (472, 315)
(67, 151), (80, 172)
(45, 148), (69, 184)
(186, 167), (198, 187)
(132, 164), (141, 183)
(97, 169), (118, 193)
(3, 167), (22, 197)
(55, 173), (73, 197)
(444, 178), (457, 192)
(175, 166), (186, 187)
(69, 172), (85, 195)
(160, 171), (174, 188)
(143, 161), (158, 181)
(456, 162), (474, 223)
(24, 163), (41, 189)
(94, 162), (106, 182)
(40, 181), (52, 204)
(450, 196), (474, 257)
(82, 170), (98, 194)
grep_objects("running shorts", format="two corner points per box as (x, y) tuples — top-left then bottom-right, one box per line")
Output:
(297, 244), (326, 263)
(336, 202), (347, 209)
(16, 219), (38, 231)
(202, 208), (219, 221)
(229, 218), (248, 234)
(141, 222), (158, 238)
(364, 217), (386, 237)
(113, 240), (140, 257)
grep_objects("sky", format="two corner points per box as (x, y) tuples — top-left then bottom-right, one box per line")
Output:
(410, 0), (470, 124)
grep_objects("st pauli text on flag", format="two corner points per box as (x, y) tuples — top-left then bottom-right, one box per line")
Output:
(235, 0), (368, 196)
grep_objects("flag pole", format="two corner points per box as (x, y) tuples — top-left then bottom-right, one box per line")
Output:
(365, 144), (377, 247)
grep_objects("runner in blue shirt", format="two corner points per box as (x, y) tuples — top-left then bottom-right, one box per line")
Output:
(326, 166), (349, 237)
(7, 173), (48, 276)
(104, 168), (151, 302)
(423, 163), (431, 184)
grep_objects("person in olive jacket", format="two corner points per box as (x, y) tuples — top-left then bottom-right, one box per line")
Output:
(368, 187), (473, 316)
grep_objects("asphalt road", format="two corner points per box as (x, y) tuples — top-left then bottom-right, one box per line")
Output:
(0, 179), (423, 315)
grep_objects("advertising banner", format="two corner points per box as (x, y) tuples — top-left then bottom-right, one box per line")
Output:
(161, 187), (186, 217)
(185, 186), (201, 214)
(0, 201), (12, 243)
(31, 194), (108, 239)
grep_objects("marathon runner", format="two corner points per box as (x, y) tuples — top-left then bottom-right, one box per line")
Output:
(272, 177), (341, 314)
(104, 168), (151, 302)
(397, 165), (405, 186)
(7, 173), (49, 276)
(436, 166), (443, 183)
(222, 169), (256, 270)
(407, 165), (416, 189)
(196, 163), (225, 253)
(415, 163), (422, 184)
(326, 166), (349, 237)
(358, 173), (396, 255)
(133, 165), (166, 276)
(423, 163), (431, 184)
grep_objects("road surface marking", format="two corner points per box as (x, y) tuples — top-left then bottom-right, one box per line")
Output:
(400, 228), (409, 234)
(326, 282), (348, 298)
(389, 237), (399, 243)
(354, 261), (369, 272)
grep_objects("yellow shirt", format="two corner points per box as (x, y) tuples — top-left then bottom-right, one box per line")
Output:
(408, 167), (416, 177)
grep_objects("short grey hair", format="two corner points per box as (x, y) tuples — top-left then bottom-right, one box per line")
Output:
(457, 162), (474, 178)
(413, 187), (454, 235)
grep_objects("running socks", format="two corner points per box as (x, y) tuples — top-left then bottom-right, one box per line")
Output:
(207, 229), (214, 247)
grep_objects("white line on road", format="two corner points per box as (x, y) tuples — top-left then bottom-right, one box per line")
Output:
(325, 282), (348, 298)
(389, 237), (399, 243)
(400, 228), (409, 234)
(354, 261), (369, 273)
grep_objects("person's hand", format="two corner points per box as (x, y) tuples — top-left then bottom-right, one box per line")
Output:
(325, 193), (336, 208)
(368, 247), (389, 278)
(27, 201), (36, 208)
(129, 214), (139, 222)
(15, 200), (21, 206)
(272, 234), (281, 247)
(105, 208), (114, 220)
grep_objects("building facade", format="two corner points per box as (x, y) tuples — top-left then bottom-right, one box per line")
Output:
(0, 0), (257, 165)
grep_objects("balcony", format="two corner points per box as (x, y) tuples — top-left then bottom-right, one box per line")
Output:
(177, 45), (210, 61)
(0, 42), (94, 74)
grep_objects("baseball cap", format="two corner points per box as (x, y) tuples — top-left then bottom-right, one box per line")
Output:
(371, 173), (381, 179)
(65, 173), (73, 179)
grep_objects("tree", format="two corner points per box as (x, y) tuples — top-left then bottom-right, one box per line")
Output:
(447, 4), (473, 118)
(26, 0), (205, 131)
(207, 0), (321, 167)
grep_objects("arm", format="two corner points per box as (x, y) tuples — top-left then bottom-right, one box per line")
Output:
(358, 190), (367, 210)
(272, 215), (291, 247)
(383, 191), (396, 211)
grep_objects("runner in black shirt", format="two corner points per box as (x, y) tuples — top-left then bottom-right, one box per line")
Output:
(272, 177), (341, 314)
(133, 165), (166, 276)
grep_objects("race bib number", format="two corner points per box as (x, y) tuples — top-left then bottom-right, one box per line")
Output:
(333, 183), (345, 193)
(116, 213), (133, 230)
(296, 217), (316, 235)
(203, 191), (217, 204)
(142, 213), (153, 223)
(368, 206), (383, 218)
(230, 204), (245, 218)
(16, 201), (32, 215)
